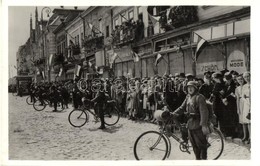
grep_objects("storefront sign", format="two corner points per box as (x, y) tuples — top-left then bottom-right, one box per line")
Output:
(196, 61), (224, 75)
(227, 50), (247, 73)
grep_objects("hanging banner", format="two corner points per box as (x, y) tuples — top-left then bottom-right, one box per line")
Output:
(95, 50), (105, 67)
(227, 50), (247, 73)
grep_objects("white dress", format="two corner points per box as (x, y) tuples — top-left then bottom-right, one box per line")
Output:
(241, 83), (250, 124)
(235, 86), (244, 124)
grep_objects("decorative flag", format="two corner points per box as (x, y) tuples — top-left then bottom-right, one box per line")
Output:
(194, 33), (207, 62)
(42, 71), (45, 79)
(74, 64), (81, 79)
(58, 68), (63, 77)
(36, 67), (40, 75)
(131, 51), (140, 62)
(88, 22), (93, 30)
(148, 13), (160, 26)
(154, 53), (163, 66)
(88, 61), (93, 67)
(49, 54), (53, 66)
(110, 53), (118, 68)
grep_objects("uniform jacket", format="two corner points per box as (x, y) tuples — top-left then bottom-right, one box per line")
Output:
(174, 93), (209, 130)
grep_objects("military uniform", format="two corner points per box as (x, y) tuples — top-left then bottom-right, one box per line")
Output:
(173, 86), (209, 160)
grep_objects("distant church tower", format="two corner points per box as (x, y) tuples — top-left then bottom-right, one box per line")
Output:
(30, 13), (34, 43)
(35, 7), (39, 40)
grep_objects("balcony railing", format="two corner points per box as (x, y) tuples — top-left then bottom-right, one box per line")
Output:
(111, 19), (144, 47)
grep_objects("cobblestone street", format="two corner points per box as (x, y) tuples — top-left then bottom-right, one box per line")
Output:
(9, 94), (250, 160)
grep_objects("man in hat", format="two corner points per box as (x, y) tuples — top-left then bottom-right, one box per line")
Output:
(210, 72), (227, 135)
(199, 71), (214, 99)
(222, 71), (238, 138)
(171, 81), (210, 160)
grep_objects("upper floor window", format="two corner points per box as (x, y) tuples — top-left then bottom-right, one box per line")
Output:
(121, 12), (127, 23)
(106, 25), (110, 37)
(114, 17), (119, 28)
(128, 10), (134, 20)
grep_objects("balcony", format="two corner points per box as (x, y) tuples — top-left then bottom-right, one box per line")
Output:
(83, 35), (104, 55)
(112, 19), (144, 47)
(34, 57), (46, 66)
(160, 6), (198, 31)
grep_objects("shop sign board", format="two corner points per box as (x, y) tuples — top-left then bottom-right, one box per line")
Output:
(227, 50), (247, 73)
(196, 61), (224, 75)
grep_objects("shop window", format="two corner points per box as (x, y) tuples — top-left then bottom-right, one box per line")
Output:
(234, 18), (250, 35)
(227, 23), (234, 36)
(212, 25), (225, 39)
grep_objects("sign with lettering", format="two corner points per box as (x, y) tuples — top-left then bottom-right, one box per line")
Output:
(196, 61), (224, 75)
(227, 50), (247, 73)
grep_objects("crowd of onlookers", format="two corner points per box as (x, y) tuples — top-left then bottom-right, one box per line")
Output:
(25, 69), (251, 143)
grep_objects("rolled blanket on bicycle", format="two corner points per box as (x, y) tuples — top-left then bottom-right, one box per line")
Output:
(154, 110), (171, 121)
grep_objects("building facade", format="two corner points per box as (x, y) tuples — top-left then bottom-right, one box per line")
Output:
(16, 6), (250, 82)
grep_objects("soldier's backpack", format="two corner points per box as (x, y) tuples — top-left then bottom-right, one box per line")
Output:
(195, 95), (217, 126)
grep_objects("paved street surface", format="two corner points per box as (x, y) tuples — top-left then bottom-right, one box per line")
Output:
(9, 94), (250, 160)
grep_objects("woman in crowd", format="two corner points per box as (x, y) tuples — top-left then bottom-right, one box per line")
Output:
(235, 74), (248, 142)
(241, 72), (251, 144)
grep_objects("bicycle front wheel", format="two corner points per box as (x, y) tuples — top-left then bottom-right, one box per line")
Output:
(134, 131), (169, 160)
(26, 96), (34, 105)
(104, 106), (120, 126)
(68, 109), (88, 127)
(33, 99), (46, 111)
(207, 127), (224, 160)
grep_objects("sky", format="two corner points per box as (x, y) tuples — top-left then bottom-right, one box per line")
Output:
(8, 6), (87, 78)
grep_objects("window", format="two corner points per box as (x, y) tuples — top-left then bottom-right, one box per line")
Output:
(114, 17), (119, 28)
(137, 6), (142, 14)
(128, 10), (134, 20)
(121, 12), (127, 23)
(99, 19), (103, 34)
(106, 25), (110, 37)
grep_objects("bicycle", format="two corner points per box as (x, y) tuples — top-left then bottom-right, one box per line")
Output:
(33, 94), (64, 112)
(133, 113), (224, 160)
(68, 98), (120, 128)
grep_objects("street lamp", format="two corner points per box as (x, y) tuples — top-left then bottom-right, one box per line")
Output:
(41, 7), (52, 82)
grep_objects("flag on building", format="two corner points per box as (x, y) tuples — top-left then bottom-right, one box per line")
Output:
(154, 53), (163, 66)
(74, 65), (81, 77)
(88, 61), (93, 67)
(36, 67), (40, 75)
(148, 13), (160, 26)
(88, 22), (93, 30)
(131, 51), (140, 62)
(194, 33), (207, 62)
(42, 71), (45, 80)
(110, 53), (118, 68)
(49, 54), (54, 67)
(58, 68), (63, 77)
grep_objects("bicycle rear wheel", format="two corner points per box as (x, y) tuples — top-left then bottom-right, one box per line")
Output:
(104, 106), (120, 126)
(26, 96), (34, 105)
(134, 131), (169, 160)
(207, 127), (224, 160)
(33, 99), (46, 111)
(68, 109), (88, 127)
